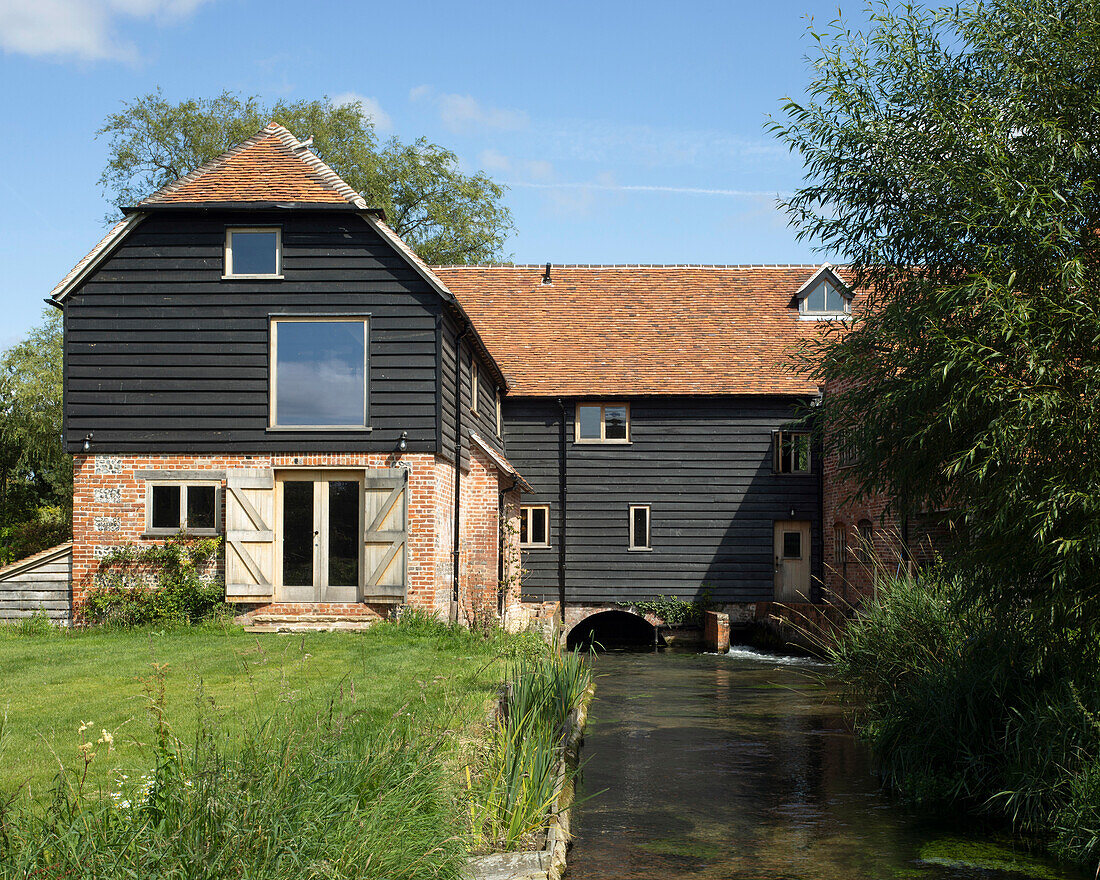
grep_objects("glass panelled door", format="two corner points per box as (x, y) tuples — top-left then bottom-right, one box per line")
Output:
(276, 471), (363, 602)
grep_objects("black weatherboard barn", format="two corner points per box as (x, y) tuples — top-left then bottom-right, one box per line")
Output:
(438, 264), (847, 613)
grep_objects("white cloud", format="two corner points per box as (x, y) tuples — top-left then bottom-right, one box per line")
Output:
(478, 149), (553, 182)
(410, 85), (528, 134)
(330, 92), (392, 132)
(0, 0), (209, 62)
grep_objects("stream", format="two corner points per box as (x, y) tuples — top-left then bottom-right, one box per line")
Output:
(565, 648), (1086, 880)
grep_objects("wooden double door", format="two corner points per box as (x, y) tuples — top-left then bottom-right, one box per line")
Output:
(276, 470), (363, 603)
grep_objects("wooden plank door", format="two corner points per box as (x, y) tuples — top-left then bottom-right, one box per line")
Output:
(774, 520), (811, 602)
(362, 469), (407, 601)
(225, 469), (275, 602)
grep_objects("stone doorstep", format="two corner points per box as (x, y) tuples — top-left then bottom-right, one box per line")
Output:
(242, 614), (380, 634)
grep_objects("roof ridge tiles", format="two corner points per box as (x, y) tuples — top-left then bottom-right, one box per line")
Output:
(138, 121), (367, 209)
(431, 263), (828, 269)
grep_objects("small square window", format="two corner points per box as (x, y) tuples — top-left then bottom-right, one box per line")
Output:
(147, 483), (220, 535)
(774, 430), (811, 474)
(629, 505), (651, 550)
(225, 228), (281, 278)
(783, 530), (802, 559)
(575, 402), (631, 444)
(520, 505), (550, 548)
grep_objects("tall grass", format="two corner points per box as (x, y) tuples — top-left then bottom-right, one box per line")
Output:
(467, 647), (591, 852)
(0, 663), (471, 880)
(828, 568), (1100, 872)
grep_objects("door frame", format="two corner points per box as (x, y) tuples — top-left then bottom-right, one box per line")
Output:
(274, 469), (365, 603)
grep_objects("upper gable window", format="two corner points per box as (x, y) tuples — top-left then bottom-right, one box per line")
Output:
(269, 317), (368, 429)
(225, 228), (282, 278)
(799, 278), (849, 318)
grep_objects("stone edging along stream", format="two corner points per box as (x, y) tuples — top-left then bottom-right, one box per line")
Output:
(465, 681), (597, 880)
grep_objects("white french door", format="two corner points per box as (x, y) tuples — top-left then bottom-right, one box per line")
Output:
(275, 470), (363, 603)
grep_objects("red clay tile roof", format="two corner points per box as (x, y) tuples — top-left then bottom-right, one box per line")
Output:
(433, 265), (851, 396)
(138, 123), (367, 208)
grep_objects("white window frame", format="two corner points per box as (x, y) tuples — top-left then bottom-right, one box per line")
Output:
(797, 278), (851, 320)
(773, 430), (812, 474)
(224, 227), (283, 279)
(144, 481), (222, 537)
(495, 388), (503, 438)
(470, 359), (480, 414)
(628, 504), (651, 551)
(519, 505), (551, 548)
(268, 316), (370, 431)
(574, 402), (631, 444)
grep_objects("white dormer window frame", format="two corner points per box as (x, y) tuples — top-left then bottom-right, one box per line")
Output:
(794, 264), (852, 321)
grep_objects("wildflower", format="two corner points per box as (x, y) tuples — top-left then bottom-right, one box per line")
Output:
(98, 729), (114, 752)
(78, 720), (94, 734)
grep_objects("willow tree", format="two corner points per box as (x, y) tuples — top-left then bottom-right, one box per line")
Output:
(771, 0), (1100, 628)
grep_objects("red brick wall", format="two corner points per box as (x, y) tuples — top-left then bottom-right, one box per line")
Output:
(821, 421), (954, 604)
(72, 451), (514, 622)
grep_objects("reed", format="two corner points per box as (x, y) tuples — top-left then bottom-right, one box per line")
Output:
(467, 646), (591, 852)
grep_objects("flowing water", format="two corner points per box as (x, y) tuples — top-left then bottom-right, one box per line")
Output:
(565, 648), (1086, 880)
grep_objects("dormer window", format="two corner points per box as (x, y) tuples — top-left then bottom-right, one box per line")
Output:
(800, 279), (849, 317)
(225, 228), (282, 278)
(793, 265), (852, 319)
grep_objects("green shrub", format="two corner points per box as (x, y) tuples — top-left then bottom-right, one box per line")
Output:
(85, 536), (227, 626)
(627, 589), (713, 627)
(0, 505), (71, 566)
(830, 569), (1100, 870)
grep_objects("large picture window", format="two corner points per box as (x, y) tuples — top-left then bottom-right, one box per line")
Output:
(270, 317), (368, 429)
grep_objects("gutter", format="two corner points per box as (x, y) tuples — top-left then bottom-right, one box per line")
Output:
(557, 398), (568, 622)
(453, 327), (470, 623)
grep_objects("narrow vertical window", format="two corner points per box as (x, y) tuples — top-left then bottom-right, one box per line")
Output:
(833, 523), (848, 567)
(629, 505), (651, 550)
(470, 359), (480, 413)
(495, 389), (503, 438)
(520, 505), (550, 548)
(857, 519), (874, 563)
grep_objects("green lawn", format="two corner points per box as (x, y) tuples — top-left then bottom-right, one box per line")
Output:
(0, 620), (511, 797)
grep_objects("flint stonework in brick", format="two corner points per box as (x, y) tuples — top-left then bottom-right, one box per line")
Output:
(72, 449), (521, 625)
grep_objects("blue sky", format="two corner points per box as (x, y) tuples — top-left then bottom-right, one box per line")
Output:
(0, 0), (867, 348)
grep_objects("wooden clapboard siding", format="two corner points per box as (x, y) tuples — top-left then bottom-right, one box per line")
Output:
(64, 212), (442, 454)
(0, 544), (72, 622)
(502, 396), (821, 605)
(439, 310), (505, 468)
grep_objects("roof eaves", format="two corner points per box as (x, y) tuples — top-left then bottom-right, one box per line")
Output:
(0, 542), (72, 581)
(468, 432), (534, 493)
(358, 213), (510, 391)
(50, 214), (146, 302)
